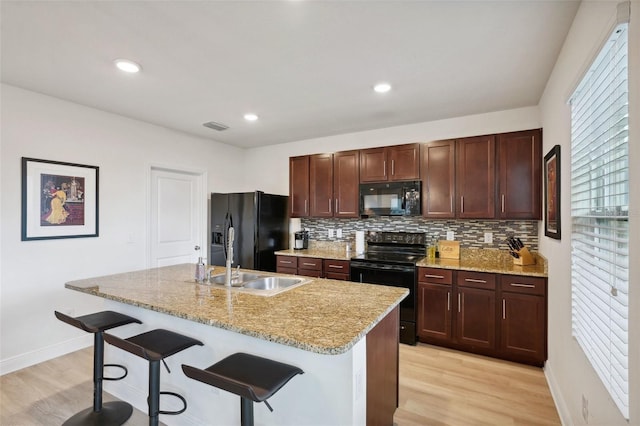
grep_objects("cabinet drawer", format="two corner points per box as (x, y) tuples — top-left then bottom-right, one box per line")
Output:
(457, 271), (496, 289)
(324, 259), (350, 274)
(276, 267), (297, 275)
(500, 275), (546, 296)
(325, 272), (350, 281)
(418, 267), (453, 285)
(276, 256), (298, 269)
(298, 257), (322, 271)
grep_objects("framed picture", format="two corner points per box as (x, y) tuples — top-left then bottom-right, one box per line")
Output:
(21, 157), (99, 241)
(544, 145), (561, 239)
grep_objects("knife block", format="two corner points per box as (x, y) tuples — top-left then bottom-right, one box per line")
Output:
(513, 247), (535, 266)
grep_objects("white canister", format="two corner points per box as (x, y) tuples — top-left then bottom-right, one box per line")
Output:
(355, 231), (365, 254)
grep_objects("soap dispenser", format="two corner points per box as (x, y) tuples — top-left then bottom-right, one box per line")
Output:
(194, 246), (206, 283)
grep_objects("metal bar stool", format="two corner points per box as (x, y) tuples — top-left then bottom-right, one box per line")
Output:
(54, 310), (142, 426)
(103, 329), (203, 426)
(182, 353), (304, 426)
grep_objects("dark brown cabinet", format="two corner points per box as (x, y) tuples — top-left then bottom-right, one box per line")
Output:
(456, 271), (496, 350)
(297, 257), (323, 278)
(360, 143), (420, 182)
(417, 268), (453, 342)
(421, 140), (456, 218)
(456, 135), (496, 218)
(499, 275), (547, 365)
(305, 151), (360, 218)
(323, 259), (350, 281)
(497, 129), (542, 219)
(289, 156), (310, 218)
(276, 255), (298, 275)
(418, 267), (546, 366)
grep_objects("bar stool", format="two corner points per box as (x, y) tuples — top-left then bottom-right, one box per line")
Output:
(54, 310), (142, 426)
(182, 353), (304, 426)
(103, 329), (203, 426)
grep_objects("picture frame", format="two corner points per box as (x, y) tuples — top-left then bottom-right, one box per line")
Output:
(21, 157), (99, 241)
(544, 145), (561, 239)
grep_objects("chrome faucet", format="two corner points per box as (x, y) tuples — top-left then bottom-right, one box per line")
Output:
(225, 227), (235, 287)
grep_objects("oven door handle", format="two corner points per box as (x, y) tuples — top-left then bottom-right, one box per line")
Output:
(350, 262), (415, 273)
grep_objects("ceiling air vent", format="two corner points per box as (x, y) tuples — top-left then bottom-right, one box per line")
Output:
(203, 121), (229, 131)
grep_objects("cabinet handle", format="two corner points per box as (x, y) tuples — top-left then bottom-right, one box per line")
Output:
(328, 265), (344, 269)
(501, 194), (505, 212)
(502, 299), (506, 319)
(424, 274), (444, 279)
(450, 196), (453, 213)
(383, 160), (387, 177)
(335, 198), (338, 213)
(280, 260), (292, 264)
(447, 292), (451, 311)
(458, 293), (461, 312)
(391, 159), (395, 176)
(302, 262), (317, 266)
(510, 283), (536, 288)
(461, 196), (464, 213)
(304, 199), (308, 213)
(328, 199), (332, 213)
(465, 278), (487, 283)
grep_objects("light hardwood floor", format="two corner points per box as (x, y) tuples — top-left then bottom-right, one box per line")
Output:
(0, 343), (560, 425)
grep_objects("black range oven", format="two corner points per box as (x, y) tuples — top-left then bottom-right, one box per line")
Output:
(350, 231), (427, 345)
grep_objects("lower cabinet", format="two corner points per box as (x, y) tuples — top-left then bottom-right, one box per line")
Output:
(276, 255), (350, 281)
(418, 267), (547, 366)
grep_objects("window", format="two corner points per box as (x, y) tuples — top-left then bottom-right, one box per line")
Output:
(570, 18), (629, 419)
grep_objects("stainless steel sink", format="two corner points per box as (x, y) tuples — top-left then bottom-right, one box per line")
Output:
(209, 272), (264, 286)
(242, 276), (304, 290)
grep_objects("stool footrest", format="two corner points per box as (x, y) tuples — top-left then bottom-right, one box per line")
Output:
(103, 363), (128, 381)
(158, 391), (187, 416)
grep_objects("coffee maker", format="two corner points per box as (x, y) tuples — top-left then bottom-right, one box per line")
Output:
(294, 230), (309, 250)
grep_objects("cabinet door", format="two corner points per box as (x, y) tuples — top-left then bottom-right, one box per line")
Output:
(418, 282), (452, 342)
(497, 129), (542, 219)
(289, 156), (309, 217)
(309, 154), (333, 217)
(456, 287), (496, 349)
(456, 135), (496, 218)
(500, 292), (545, 364)
(421, 140), (456, 218)
(389, 143), (420, 181)
(333, 150), (360, 218)
(276, 255), (298, 275)
(359, 147), (388, 182)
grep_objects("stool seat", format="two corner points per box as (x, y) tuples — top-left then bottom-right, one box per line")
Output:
(54, 310), (141, 426)
(182, 353), (303, 426)
(104, 329), (203, 426)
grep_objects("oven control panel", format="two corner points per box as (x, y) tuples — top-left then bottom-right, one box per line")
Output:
(366, 231), (427, 245)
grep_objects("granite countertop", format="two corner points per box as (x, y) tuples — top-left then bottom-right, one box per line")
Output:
(277, 244), (547, 278)
(65, 263), (407, 355)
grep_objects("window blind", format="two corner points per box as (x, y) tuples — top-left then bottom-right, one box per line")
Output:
(570, 21), (629, 419)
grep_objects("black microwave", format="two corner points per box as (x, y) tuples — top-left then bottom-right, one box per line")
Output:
(359, 181), (421, 217)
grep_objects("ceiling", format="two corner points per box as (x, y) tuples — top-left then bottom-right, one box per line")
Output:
(1, 1), (579, 149)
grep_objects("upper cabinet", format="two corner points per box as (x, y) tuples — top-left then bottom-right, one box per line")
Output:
(421, 140), (456, 219)
(497, 129), (542, 220)
(309, 151), (359, 218)
(360, 143), (420, 182)
(456, 135), (496, 219)
(289, 155), (310, 217)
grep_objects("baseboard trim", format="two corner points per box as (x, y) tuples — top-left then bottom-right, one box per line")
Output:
(0, 335), (92, 376)
(544, 359), (571, 425)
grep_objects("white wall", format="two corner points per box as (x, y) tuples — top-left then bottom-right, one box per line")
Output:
(539, 1), (639, 424)
(244, 106), (541, 195)
(0, 84), (246, 373)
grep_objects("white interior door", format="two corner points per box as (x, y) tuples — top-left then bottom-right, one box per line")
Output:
(150, 167), (205, 267)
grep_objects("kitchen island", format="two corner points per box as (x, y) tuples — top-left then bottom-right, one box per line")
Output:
(65, 263), (407, 425)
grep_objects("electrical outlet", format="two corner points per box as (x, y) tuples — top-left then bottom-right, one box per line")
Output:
(582, 395), (589, 423)
(446, 231), (455, 241)
(328, 229), (334, 238)
(484, 232), (493, 244)
(336, 229), (343, 238)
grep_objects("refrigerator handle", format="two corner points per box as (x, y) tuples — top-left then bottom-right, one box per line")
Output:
(223, 213), (229, 259)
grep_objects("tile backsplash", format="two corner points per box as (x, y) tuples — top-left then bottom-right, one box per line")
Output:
(300, 217), (539, 251)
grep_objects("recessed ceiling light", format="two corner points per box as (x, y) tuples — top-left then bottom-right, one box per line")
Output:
(244, 113), (259, 121)
(373, 82), (392, 93)
(114, 59), (142, 73)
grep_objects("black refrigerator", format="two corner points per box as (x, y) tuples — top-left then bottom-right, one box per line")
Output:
(210, 191), (289, 272)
